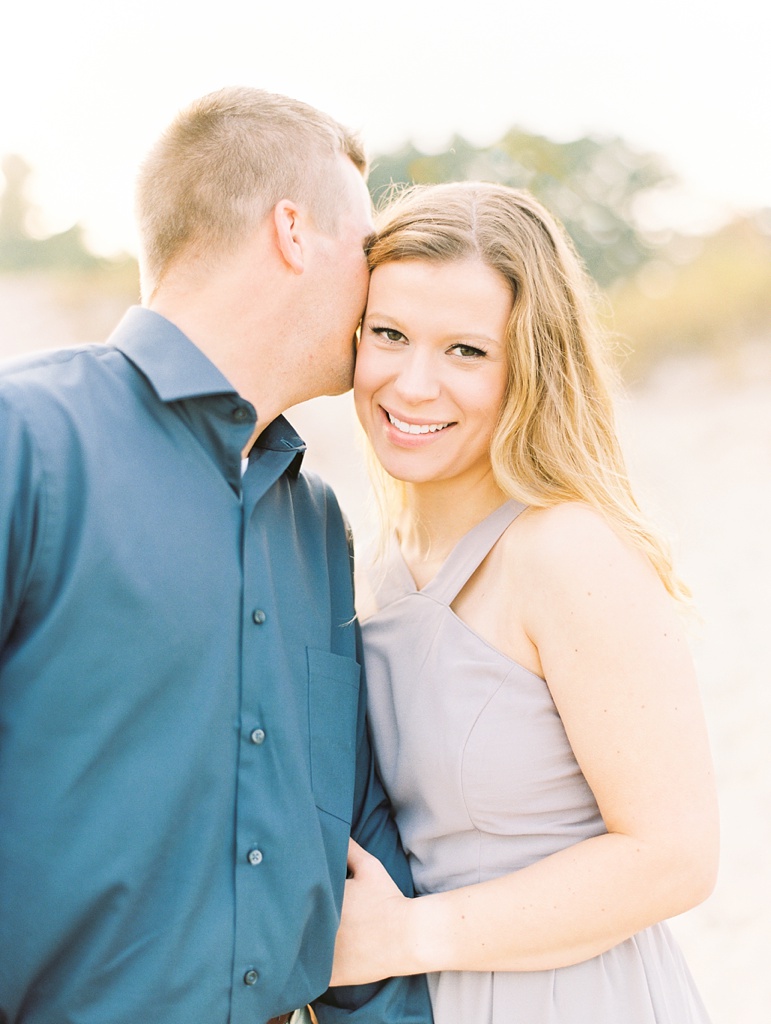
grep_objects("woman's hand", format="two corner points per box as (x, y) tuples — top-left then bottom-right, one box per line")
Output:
(330, 839), (414, 986)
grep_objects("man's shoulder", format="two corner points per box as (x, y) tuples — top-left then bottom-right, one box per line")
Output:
(297, 465), (338, 499)
(292, 467), (355, 556)
(294, 466), (346, 522)
(0, 344), (133, 457)
(1, 341), (118, 371)
(0, 343), (120, 395)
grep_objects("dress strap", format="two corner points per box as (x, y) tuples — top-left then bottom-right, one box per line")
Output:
(423, 499), (527, 606)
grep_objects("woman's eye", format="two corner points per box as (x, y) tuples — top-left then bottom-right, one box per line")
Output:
(451, 344), (487, 359)
(371, 327), (406, 344)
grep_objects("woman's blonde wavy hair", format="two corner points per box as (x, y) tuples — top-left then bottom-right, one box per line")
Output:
(364, 181), (688, 601)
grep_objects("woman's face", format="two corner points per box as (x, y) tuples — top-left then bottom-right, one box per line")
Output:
(354, 258), (512, 489)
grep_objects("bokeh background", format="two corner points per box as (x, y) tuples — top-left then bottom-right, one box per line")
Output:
(2, 2), (770, 1019)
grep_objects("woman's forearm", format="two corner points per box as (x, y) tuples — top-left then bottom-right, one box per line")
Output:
(400, 828), (717, 976)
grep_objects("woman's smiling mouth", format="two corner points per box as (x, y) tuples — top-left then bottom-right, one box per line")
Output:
(385, 409), (453, 435)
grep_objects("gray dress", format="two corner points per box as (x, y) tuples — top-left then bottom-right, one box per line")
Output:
(361, 500), (711, 1023)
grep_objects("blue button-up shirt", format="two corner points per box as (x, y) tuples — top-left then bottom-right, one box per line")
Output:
(0, 307), (431, 1024)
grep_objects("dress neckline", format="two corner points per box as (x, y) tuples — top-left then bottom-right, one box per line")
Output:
(392, 499), (527, 606)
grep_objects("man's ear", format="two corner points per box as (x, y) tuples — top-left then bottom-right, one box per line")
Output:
(273, 199), (306, 274)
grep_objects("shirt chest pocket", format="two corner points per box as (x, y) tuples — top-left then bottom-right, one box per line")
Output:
(307, 647), (361, 823)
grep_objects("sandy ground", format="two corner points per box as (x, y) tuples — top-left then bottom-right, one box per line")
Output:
(2, 288), (769, 1021)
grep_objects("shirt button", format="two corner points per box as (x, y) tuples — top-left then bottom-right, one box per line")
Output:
(232, 405), (251, 423)
(244, 969), (259, 986)
(252, 609), (267, 625)
(247, 848), (263, 866)
(250, 728), (266, 745)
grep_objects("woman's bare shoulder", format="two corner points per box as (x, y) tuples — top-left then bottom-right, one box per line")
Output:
(498, 501), (664, 613)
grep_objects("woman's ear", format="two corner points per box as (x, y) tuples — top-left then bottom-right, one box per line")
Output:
(272, 199), (305, 274)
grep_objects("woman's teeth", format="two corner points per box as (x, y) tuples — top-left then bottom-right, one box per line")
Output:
(387, 412), (451, 435)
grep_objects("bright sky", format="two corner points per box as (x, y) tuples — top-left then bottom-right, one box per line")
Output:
(2, 0), (769, 256)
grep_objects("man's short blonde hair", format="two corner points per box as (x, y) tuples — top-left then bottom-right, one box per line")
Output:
(135, 86), (367, 297)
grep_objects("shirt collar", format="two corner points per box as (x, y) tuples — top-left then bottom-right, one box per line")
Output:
(108, 306), (238, 402)
(250, 415), (306, 477)
(110, 305), (306, 476)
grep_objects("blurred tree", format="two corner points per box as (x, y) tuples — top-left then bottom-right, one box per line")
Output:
(609, 211), (771, 372)
(0, 154), (30, 240)
(0, 153), (102, 271)
(368, 129), (674, 287)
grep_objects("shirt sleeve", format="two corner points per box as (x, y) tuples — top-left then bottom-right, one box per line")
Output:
(0, 391), (43, 650)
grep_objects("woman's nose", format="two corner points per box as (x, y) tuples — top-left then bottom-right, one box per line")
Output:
(393, 349), (441, 403)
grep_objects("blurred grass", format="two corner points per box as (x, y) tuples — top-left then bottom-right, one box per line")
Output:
(608, 214), (771, 380)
